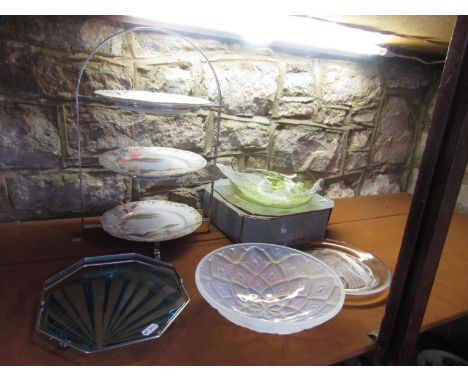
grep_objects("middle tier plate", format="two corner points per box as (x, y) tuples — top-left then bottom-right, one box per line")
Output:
(101, 200), (202, 242)
(99, 147), (207, 179)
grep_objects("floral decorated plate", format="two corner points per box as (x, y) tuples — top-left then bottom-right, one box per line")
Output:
(99, 147), (207, 178)
(101, 200), (202, 242)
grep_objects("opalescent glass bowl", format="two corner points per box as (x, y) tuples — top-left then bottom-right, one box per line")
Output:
(195, 243), (345, 335)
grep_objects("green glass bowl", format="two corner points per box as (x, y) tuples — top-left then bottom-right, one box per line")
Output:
(229, 154), (317, 208)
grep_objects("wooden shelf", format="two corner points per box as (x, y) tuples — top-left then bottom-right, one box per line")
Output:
(0, 194), (466, 365)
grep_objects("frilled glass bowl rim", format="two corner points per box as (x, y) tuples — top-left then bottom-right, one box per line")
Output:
(227, 154), (319, 208)
(230, 153), (317, 183)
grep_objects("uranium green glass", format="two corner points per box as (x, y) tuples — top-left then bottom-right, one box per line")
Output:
(218, 154), (319, 209)
(36, 253), (189, 353)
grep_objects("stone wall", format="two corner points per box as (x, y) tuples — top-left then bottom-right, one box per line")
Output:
(0, 16), (443, 222)
(407, 81), (468, 213)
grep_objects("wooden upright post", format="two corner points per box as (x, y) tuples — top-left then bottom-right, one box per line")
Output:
(376, 16), (468, 365)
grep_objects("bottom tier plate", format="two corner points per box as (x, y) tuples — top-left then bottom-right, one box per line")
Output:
(101, 200), (202, 242)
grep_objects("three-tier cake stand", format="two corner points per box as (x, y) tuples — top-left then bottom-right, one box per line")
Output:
(74, 26), (223, 259)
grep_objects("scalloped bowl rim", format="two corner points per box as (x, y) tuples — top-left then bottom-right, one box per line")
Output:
(195, 243), (346, 334)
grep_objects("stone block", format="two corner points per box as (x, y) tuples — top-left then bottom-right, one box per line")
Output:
(136, 62), (194, 95)
(78, 18), (128, 56)
(74, 60), (134, 98)
(65, 105), (207, 157)
(346, 152), (368, 172)
(313, 107), (348, 126)
(201, 60), (280, 116)
(325, 181), (355, 199)
(373, 96), (416, 164)
(382, 62), (430, 90)
(0, 16), (127, 56)
(0, 41), (40, 95)
(0, 102), (60, 168)
(278, 97), (317, 118)
(321, 61), (381, 107)
(216, 118), (270, 152)
(132, 31), (228, 58)
(0, 40), (133, 98)
(168, 186), (206, 209)
(351, 108), (377, 126)
(348, 128), (372, 151)
(360, 172), (401, 196)
(5, 170), (129, 214)
(283, 62), (315, 96)
(271, 126), (344, 174)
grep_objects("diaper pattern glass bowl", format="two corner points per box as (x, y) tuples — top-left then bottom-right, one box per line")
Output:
(195, 243), (345, 334)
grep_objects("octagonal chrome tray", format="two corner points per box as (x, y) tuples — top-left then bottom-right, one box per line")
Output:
(101, 200), (202, 242)
(305, 240), (391, 296)
(36, 253), (189, 353)
(99, 147), (207, 179)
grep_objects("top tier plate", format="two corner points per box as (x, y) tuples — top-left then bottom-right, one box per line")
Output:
(94, 90), (214, 115)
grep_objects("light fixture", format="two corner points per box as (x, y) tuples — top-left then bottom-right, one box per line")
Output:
(270, 16), (389, 56)
(130, 14), (389, 57)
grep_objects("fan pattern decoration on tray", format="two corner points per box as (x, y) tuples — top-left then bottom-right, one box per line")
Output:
(36, 255), (190, 353)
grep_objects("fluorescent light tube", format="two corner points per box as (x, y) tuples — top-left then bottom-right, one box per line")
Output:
(131, 14), (389, 56)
